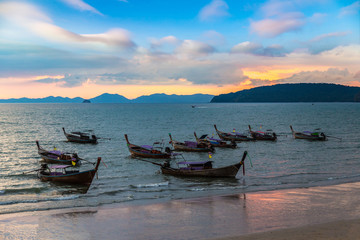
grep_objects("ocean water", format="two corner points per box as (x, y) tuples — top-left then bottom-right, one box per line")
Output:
(0, 102), (359, 214)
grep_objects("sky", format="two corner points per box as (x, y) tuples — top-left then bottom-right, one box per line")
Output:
(0, 0), (359, 99)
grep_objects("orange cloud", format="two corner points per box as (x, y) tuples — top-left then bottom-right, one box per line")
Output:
(243, 66), (331, 81)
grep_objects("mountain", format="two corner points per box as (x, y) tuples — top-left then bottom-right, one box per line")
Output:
(90, 93), (131, 103)
(0, 96), (84, 103)
(0, 93), (214, 103)
(211, 83), (360, 103)
(132, 93), (214, 103)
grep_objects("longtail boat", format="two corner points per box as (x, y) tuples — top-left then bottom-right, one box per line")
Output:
(36, 141), (81, 166)
(248, 125), (277, 141)
(194, 132), (237, 148)
(62, 127), (97, 144)
(37, 157), (101, 186)
(140, 151), (247, 178)
(214, 125), (254, 142)
(125, 134), (172, 159)
(290, 125), (327, 141)
(169, 133), (214, 152)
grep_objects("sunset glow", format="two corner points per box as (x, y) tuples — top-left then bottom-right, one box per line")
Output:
(0, 0), (358, 99)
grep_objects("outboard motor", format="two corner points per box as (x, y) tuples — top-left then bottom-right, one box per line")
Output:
(165, 147), (172, 153)
(40, 163), (48, 170)
(163, 159), (171, 168)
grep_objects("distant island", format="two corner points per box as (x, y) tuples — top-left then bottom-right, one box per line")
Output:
(0, 93), (214, 104)
(2, 84), (360, 104)
(211, 83), (360, 103)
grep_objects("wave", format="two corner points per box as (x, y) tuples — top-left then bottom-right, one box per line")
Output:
(0, 195), (79, 206)
(131, 181), (169, 188)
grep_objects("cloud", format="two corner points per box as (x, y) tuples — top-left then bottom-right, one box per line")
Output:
(310, 32), (350, 42)
(231, 41), (287, 57)
(60, 0), (103, 15)
(0, 2), (52, 23)
(198, 0), (230, 21)
(308, 13), (327, 24)
(169, 62), (248, 86)
(34, 74), (90, 87)
(339, 1), (360, 17)
(250, 12), (305, 38)
(277, 68), (359, 85)
(260, 0), (294, 17)
(150, 36), (180, 49)
(98, 72), (143, 84)
(201, 30), (226, 47)
(0, 2), (135, 49)
(231, 41), (262, 54)
(175, 40), (215, 59)
(0, 41), (125, 78)
(82, 29), (136, 49)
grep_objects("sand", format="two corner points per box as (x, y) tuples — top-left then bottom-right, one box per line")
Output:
(1, 182), (360, 239)
(214, 219), (360, 240)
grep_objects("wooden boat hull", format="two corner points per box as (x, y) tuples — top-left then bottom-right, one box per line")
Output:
(128, 144), (171, 159)
(125, 134), (171, 158)
(36, 141), (81, 166)
(39, 170), (96, 185)
(290, 126), (327, 141)
(38, 157), (101, 186)
(171, 141), (213, 152)
(194, 132), (237, 149)
(249, 133), (277, 141)
(161, 162), (243, 178)
(208, 141), (236, 148)
(64, 135), (97, 144)
(293, 133), (326, 141)
(63, 128), (97, 144)
(214, 125), (253, 142)
(169, 133), (214, 152)
(248, 125), (277, 141)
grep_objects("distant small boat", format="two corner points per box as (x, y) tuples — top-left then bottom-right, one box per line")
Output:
(194, 132), (236, 148)
(248, 125), (277, 141)
(290, 125), (327, 141)
(37, 157), (102, 186)
(36, 141), (81, 166)
(214, 125), (254, 142)
(63, 127), (97, 144)
(169, 133), (214, 152)
(125, 134), (172, 159)
(149, 151), (248, 178)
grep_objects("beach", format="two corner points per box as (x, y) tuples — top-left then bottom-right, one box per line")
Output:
(1, 181), (360, 240)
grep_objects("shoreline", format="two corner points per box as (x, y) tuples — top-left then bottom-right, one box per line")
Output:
(2, 181), (360, 239)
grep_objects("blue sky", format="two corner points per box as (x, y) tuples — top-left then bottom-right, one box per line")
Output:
(0, 0), (359, 98)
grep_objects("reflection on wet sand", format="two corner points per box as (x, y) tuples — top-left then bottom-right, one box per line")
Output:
(2, 182), (360, 239)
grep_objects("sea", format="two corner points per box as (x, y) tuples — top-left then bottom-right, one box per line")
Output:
(0, 102), (359, 214)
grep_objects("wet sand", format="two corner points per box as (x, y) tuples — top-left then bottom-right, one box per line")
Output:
(1, 182), (360, 240)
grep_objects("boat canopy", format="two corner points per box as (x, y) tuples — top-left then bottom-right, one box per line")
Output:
(303, 131), (314, 134)
(184, 141), (198, 147)
(208, 137), (222, 141)
(234, 132), (247, 136)
(141, 145), (153, 150)
(177, 161), (212, 165)
(71, 131), (89, 136)
(49, 150), (62, 155)
(49, 165), (71, 169)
